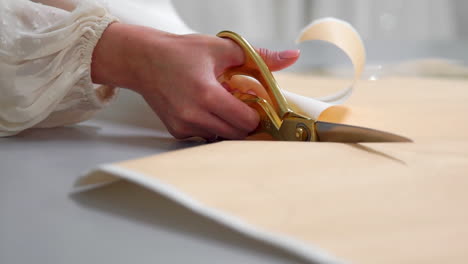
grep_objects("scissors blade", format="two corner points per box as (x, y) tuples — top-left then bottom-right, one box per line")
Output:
(314, 121), (412, 143)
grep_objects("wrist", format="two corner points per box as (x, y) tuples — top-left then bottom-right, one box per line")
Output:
(91, 23), (178, 94)
(90, 23), (146, 91)
(91, 22), (122, 86)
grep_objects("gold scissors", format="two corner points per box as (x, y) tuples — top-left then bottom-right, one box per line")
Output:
(217, 31), (411, 143)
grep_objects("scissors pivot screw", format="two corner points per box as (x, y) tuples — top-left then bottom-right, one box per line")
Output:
(295, 127), (305, 141)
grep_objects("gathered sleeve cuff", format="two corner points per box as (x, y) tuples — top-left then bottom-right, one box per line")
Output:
(0, 0), (119, 136)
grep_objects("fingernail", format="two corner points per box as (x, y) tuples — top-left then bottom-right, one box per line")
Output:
(279, 49), (300, 59)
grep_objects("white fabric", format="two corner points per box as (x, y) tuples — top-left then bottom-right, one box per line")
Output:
(0, 0), (194, 137)
(0, 0), (117, 136)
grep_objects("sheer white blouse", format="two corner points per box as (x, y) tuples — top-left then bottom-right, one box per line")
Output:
(0, 0), (193, 137)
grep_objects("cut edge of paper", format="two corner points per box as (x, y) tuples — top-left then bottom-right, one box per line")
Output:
(296, 17), (366, 83)
(75, 165), (344, 264)
(283, 17), (366, 118)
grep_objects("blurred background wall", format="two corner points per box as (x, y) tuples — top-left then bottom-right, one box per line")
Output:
(173, 0), (468, 42)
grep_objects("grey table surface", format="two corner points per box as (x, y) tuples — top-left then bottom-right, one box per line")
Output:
(0, 90), (312, 264)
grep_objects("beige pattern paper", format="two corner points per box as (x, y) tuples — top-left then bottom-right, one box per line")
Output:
(79, 75), (468, 264)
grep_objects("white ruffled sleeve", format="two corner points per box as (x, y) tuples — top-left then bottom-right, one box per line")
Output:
(0, 0), (119, 137)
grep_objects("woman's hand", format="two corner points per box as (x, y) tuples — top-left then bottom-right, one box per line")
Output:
(92, 23), (299, 140)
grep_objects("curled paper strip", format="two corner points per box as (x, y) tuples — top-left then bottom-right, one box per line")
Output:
(285, 17), (366, 120)
(296, 18), (365, 85)
(227, 17), (366, 121)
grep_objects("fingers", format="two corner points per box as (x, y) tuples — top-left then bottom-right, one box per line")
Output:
(196, 112), (249, 140)
(175, 127), (214, 141)
(216, 37), (300, 73)
(213, 38), (245, 76)
(165, 82), (258, 140)
(206, 82), (260, 134)
(167, 110), (250, 140)
(256, 48), (300, 72)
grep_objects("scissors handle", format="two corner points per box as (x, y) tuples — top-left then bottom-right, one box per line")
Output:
(217, 31), (292, 119)
(217, 31), (317, 141)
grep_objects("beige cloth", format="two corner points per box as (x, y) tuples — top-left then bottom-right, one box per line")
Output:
(81, 74), (468, 264)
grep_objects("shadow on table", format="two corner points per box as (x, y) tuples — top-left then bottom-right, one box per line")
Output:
(71, 181), (325, 264)
(5, 124), (204, 152)
(92, 89), (166, 130)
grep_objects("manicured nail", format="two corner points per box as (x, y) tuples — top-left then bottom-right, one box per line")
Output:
(279, 49), (300, 59)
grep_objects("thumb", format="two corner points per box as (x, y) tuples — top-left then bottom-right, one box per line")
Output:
(256, 48), (300, 72)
